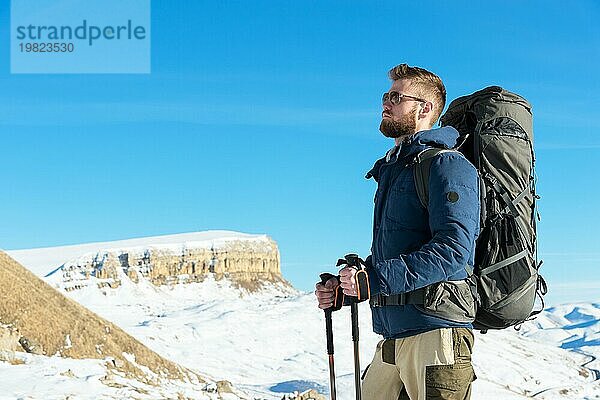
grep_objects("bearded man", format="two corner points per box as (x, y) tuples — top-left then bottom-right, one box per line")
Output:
(315, 64), (480, 400)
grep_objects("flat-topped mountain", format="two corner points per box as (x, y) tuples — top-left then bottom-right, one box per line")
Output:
(8, 231), (289, 292)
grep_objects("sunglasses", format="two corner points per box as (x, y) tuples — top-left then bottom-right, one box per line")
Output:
(382, 91), (427, 105)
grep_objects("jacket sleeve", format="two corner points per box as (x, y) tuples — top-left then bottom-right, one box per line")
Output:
(375, 152), (480, 295)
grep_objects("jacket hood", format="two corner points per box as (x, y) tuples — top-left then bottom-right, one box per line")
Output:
(366, 126), (460, 182)
(406, 126), (460, 155)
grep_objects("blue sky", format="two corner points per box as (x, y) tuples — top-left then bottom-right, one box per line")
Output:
(0, 1), (598, 306)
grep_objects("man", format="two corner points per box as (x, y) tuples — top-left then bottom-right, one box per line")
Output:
(315, 64), (480, 400)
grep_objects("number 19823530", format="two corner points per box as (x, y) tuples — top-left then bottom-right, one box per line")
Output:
(19, 42), (74, 52)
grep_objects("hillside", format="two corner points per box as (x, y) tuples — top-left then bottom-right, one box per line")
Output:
(0, 251), (245, 399)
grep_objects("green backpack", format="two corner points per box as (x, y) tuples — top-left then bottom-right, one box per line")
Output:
(413, 86), (547, 331)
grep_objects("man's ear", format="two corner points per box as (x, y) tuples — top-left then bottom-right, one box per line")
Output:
(418, 101), (434, 123)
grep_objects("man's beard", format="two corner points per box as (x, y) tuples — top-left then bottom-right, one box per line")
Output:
(379, 107), (417, 139)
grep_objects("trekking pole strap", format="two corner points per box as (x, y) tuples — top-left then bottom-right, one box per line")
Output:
(369, 289), (426, 307)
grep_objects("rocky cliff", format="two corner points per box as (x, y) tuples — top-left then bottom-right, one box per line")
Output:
(63, 235), (284, 291)
(9, 231), (288, 292)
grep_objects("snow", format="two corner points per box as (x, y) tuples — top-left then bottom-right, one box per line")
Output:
(0, 352), (214, 400)
(2, 233), (599, 399)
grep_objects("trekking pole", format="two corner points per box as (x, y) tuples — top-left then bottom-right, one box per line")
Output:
(337, 254), (370, 400)
(350, 299), (361, 400)
(319, 273), (342, 400)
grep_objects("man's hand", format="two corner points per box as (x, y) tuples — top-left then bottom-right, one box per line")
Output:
(315, 276), (339, 310)
(339, 266), (358, 297)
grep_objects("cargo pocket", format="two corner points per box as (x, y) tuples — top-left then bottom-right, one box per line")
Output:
(425, 328), (476, 399)
(452, 328), (475, 365)
(425, 363), (474, 400)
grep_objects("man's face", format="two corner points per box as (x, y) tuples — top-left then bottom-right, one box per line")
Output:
(379, 79), (420, 139)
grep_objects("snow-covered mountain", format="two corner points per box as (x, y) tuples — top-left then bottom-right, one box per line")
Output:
(3, 232), (599, 399)
(8, 231), (272, 278)
(9, 230), (286, 292)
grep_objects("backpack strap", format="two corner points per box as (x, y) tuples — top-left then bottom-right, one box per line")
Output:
(412, 147), (476, 278)
(369, 290), (426, 307)
(412, 148), (460, 209)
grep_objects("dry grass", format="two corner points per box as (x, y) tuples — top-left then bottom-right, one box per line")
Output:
(9, 358), (25, 365)
(0, 251), (202, 384)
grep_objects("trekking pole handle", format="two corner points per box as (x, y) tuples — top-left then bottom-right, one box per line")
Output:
(336, 254), (370, 303)
(337, 253), (363, 269)
(320, 273), (337, 285)
(320, 273), (344, 312)
(319, 273), (336, 356)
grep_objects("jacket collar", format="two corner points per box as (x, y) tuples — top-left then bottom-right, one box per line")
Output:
(365, 126), (460, 182)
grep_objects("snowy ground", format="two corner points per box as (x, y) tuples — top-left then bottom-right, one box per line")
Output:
(4, 234), (600, 399)
(4, 274), (598, 399)
(0, 351), (239, 400)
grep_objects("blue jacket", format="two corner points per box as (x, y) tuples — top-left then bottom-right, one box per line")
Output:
(365, 126), (480, 339)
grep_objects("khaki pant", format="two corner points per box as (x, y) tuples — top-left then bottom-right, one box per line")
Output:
(361, 328), (475, 400)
